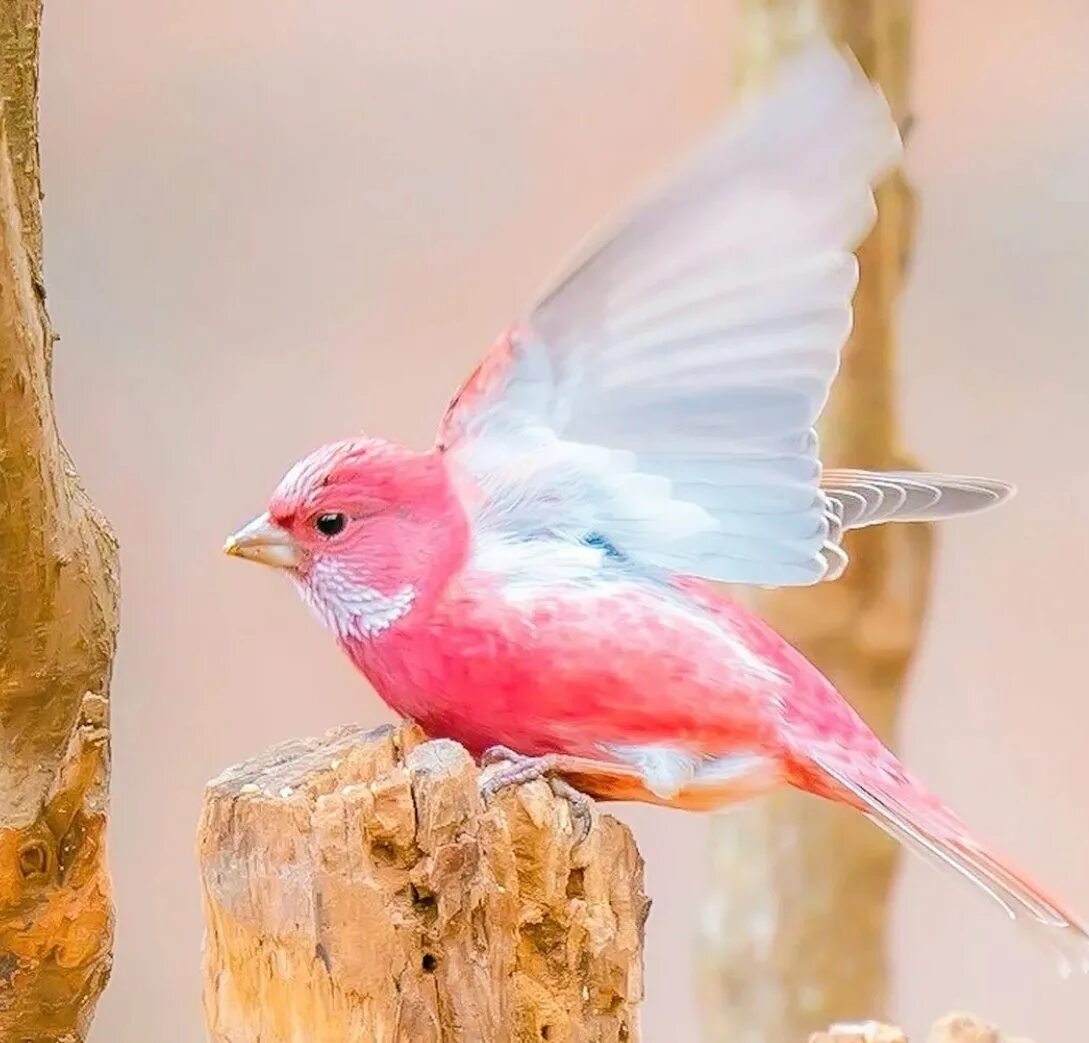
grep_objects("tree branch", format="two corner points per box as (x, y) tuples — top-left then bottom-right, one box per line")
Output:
(0, 2), (120, 1037)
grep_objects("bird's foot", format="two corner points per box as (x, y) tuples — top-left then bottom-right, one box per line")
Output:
(479, 745), (525, 769)
(545, 776), (596, 843)
(479, 746), (595, 842)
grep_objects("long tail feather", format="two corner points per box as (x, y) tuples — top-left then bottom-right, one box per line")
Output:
(811, 752), (1089, 976)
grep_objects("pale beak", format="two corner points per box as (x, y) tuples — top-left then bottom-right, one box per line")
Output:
(223, 512), (303, 569)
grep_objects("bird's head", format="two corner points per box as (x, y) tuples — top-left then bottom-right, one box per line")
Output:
(225, 436), (468, 641)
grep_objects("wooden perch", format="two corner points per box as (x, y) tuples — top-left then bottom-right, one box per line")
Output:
(198, 722), (648, 1043)
(0, 1), (119, 1038)
(197, 725), (1028, 1043)
(701, 2), (928, 1040)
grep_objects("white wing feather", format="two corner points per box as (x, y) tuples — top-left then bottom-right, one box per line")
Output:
(439, 42), (1012, 587)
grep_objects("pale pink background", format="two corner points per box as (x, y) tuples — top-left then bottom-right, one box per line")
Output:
(38, 1), (1088, 1040)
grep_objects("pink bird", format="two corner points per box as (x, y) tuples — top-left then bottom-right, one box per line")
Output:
(225, 43), (1088, 968)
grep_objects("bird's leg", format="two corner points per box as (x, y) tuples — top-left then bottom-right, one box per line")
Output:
(479, 746), (595, 841)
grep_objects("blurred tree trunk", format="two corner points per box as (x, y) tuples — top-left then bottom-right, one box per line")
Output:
(700, 2), (929, 1040)
(0, 2), (120, 1039)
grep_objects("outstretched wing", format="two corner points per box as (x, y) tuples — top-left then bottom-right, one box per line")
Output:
(437, 42), (1011, 587)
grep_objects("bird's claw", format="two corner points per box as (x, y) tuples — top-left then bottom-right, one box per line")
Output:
(545, 775), (595, 843)
(479, 746), (595, 842)
(479, 744), (524, 768)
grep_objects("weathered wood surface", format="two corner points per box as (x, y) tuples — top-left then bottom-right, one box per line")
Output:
(198, 722), (648, 1043)
(808, 1012), (1034, 1043)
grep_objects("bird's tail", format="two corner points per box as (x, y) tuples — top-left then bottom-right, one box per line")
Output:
(806, 748), (1089, 976)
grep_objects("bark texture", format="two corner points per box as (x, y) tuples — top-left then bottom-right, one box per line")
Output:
(0, 1), (120, 1039)
(199, 722), (648, 1043)
(700, 3), (928, 1040)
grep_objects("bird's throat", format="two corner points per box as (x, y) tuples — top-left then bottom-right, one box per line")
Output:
(294, 561), (417, 641)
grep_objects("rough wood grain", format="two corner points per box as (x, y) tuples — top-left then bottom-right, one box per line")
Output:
(700, 3), (928, 1040)
(0, 1), (120, 1038)
(199, 722), (648, 1043)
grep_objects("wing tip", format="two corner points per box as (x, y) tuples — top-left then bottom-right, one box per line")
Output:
(763, 34), (904, 167)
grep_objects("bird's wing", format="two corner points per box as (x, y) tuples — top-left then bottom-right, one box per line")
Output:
(436, 42), (1010, 587)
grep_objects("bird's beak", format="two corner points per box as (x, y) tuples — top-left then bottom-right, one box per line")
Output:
(223, 513), (303, 569)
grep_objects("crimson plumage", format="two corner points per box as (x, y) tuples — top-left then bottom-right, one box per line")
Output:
(226, 42), (1088, 970)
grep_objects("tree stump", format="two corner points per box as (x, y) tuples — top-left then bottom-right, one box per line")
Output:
(198, 722), (648, 1043)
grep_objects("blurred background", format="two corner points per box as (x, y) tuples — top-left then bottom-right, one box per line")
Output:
(40, 1), (1088, 1039)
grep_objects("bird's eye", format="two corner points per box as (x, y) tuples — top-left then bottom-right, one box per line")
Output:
(314, 512), (347, 538)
